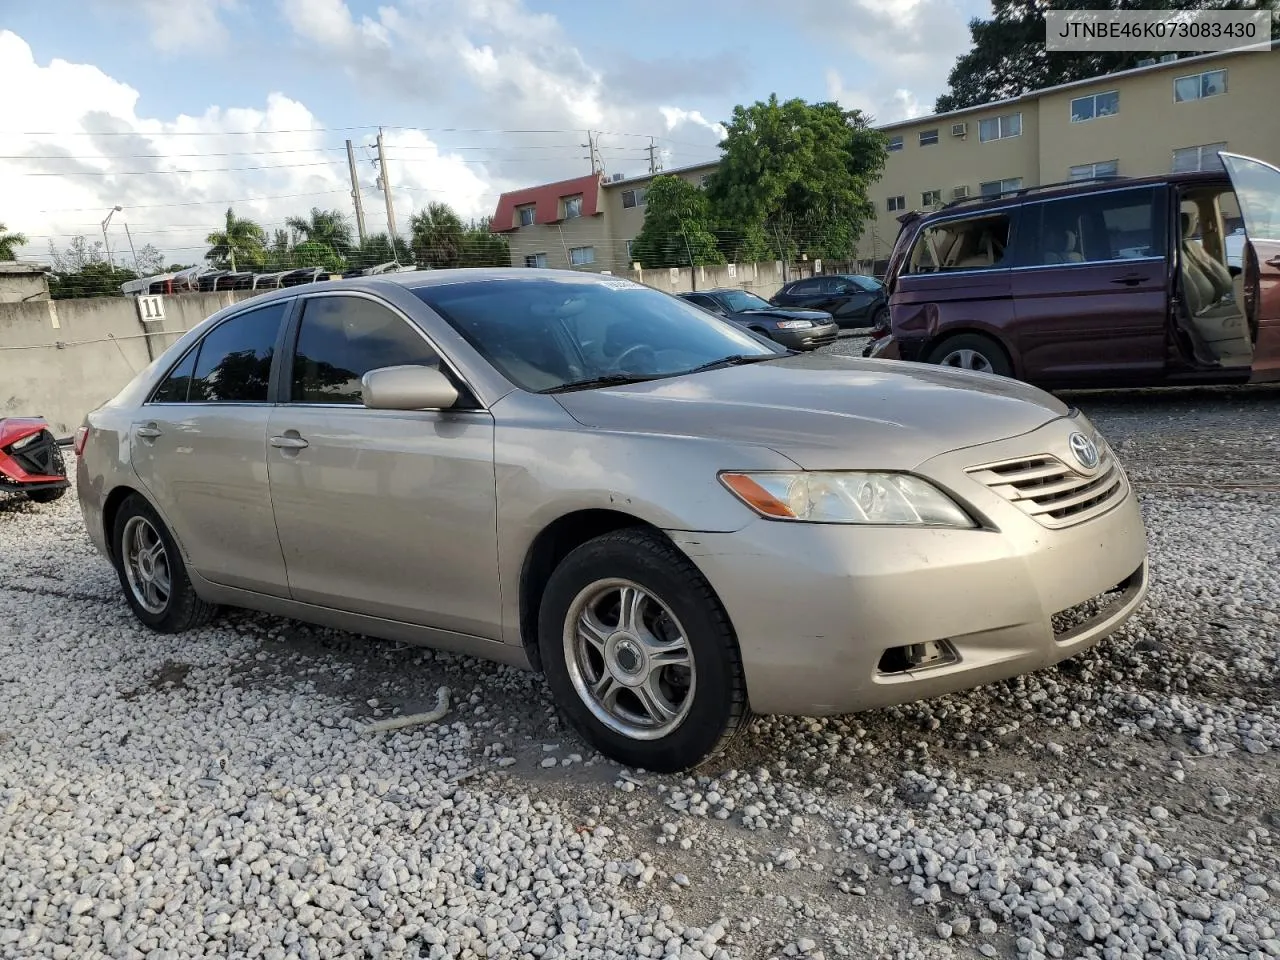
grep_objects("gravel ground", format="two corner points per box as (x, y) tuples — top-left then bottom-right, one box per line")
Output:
(2, 339), (1278, 960)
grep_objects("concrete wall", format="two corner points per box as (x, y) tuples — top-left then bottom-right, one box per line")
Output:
(0, 290), (253, 436)
(0, 267), (51, 304)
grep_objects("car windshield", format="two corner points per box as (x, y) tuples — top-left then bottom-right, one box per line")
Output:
(411, 276), (780, 393)
(719, 290), (771, 311)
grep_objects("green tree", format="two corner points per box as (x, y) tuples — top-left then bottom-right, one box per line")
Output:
(292, 239), (345, 273)
(457, 218), (510, 268)
(409, 203), (465, 268)
(0, 222), (27, 261)
(48, 261), (138, 300)
(134, 243), (166, 275)
(935, 0), (1280, 113)
(705, 95), (888, 267)
(205, 206), (267, 271)
(285, 207), (354, 257)
(630, 175), (724, 269)
(351, 231), (413, 269)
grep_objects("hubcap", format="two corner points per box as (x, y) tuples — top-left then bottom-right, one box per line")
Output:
(939, 348), (994, 374)
(563, 579), (695, 741)
(122, 516), (171, 615)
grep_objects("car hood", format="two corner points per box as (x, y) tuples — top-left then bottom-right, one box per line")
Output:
(737, 308), (833, 322)
(553, 354), (1071, 470)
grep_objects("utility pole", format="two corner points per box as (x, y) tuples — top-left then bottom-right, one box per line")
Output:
(583, 130), (601, 174)
(376, 128), (398, 244)
(648, 137), (661, 175)
(346, 139), (368, 246)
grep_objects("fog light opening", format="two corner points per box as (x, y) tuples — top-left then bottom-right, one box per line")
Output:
(877, 639), (958, 674)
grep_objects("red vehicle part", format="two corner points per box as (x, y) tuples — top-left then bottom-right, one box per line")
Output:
(0, 417), (69, 503)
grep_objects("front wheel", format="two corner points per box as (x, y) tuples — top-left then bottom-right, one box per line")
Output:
(26, 487), (66, 504)
(537, 528), (750, 772)
(111, 494), (219, 633)
(925, 333), (1013, 378)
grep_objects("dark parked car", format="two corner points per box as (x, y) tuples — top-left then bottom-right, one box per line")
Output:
(768, 274), (888, 330)
(677, 288), (839, 350)
(865, 151), (1280, 389)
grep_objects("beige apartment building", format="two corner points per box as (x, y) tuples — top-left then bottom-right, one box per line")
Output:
(492, 44), (1278, 271)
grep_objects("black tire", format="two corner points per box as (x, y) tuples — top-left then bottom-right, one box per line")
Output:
(869, 305), (889, 332)
(925, 332), (1013, 378)
(537, 528), (751, 773)
(111, 493), (219, 634)
(26, 487), (66, 504)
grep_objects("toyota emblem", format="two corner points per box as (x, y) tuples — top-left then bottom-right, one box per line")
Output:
(1068, 432), (1100, 470)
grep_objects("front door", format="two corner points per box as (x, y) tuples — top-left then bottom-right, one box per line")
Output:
(1010, 184), (1170, 386)
(1220, 152), (1280, 382)
(128, 299), (292, 596)
(265, 291), (501, 638)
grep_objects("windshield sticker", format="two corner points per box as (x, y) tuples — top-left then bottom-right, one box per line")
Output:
(599, 278), (645, 290)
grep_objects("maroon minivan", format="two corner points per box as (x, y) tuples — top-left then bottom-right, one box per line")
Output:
(865, 151), (1280, 389)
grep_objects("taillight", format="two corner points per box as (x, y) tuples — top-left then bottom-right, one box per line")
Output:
(73, 425), (89, 457)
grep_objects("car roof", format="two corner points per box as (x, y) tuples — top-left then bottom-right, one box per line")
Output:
(921, 169), (1231, 222)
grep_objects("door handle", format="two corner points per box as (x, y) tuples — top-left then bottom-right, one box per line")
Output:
(1110, 274), (1149, 286)
(269, 434), (309, 450)
(135, 424), (162, 439)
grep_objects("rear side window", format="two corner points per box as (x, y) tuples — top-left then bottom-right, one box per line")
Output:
(152, 301), (286, 403)
(906, 213), (1012, 273)
(787, 279), (823, 296)
(1021, 187), (1165, 266)
(290, 295), (440, 405)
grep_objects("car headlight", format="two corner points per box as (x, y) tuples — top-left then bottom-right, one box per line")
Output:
(719, 471), (976, 527)
(775, 320), (814, 329)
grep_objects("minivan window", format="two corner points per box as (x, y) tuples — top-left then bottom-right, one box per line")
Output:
(906, 214), (1011, 274)
(290, 295), (441, 405)
(156, 301), (286, 403)
(1021, 187), (1165, 266)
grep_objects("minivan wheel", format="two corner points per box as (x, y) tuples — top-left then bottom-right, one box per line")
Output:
(111, 493), (218, 633)
(537, 528), (750, 772)
(926, 333), (1012, 377)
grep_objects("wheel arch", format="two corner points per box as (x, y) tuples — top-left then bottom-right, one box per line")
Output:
(923, 328), (1018, 377)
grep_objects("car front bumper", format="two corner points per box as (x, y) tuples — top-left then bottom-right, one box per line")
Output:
(775, 322), (840, 351)
(668, 419), (1150, 716)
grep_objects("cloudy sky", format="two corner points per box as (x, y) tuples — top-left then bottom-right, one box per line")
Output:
(0, 0), (985, 270)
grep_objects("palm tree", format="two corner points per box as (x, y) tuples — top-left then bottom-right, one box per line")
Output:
(409, 203), (464, 269)
(205, 207), (267, 272)
(285, 207), (353, 257)
(0, 222), (28, 261)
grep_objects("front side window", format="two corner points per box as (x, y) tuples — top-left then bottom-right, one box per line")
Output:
(1021, 187), (1164, 266)
(411, 277), (776, 393)
(979, 113), (1022, 142)
(1070, 91), (1119, 122)
(906, 214), (1011, 274)
(154, 300), (286, 403)
(290, 296), (440, 405)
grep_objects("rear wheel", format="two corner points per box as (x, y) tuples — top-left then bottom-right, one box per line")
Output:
(111, 494), (218, 633)
(926, 333), (1012, 377)
(26, 487), (66, 504)
(537, 528), (750, 772)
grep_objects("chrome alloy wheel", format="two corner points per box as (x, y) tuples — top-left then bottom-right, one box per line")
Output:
(122, 515), (171, 615)
(562, 578), (695, 740)
(938, 348), (994, 373)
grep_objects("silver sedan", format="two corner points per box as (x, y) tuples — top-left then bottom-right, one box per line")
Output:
(75, 268), (1149, 771)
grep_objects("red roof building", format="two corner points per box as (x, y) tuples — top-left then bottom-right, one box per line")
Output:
(490, 173), (604, 233)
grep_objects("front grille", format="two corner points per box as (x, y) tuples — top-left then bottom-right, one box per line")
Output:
(4, 429), (66, 479)
(967, 447), (1126, 529)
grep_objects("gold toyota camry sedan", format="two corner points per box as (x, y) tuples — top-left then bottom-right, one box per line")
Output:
(76, 268), (1149, 771)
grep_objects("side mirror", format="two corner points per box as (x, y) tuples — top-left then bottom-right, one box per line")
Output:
(361, 364), (459, 410)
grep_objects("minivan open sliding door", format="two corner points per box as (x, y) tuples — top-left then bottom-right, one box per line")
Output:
(1219, 152), (1280, 382)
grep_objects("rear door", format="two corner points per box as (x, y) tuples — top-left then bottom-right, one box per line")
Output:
(821, 276), (877, 324)
(1220, 152), (1280, 382)
(129, 299), (293, 596)
(1009, 185), (1170, 386)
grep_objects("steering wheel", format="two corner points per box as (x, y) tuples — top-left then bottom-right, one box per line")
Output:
(613, 343), (658, 374)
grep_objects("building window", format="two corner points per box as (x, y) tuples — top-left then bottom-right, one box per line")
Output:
(626, 240), (635, 261)
(919, 129), (939, 146)
(621, 188), (647, 209)
(524, 253), (547, 268)
(699, 174), (712, 187)
(922, 190), (943, 207)
(1172, 142), (1228, 173)
(979, 113), (1022, 143)
(980, 177), (1023, 198)
(886, 196), (906, 212)
(1069, 160), (1119, 180)
(562, 195), (583, 219)
(1070, 91), (1119, 122)
(888, 135), (904, 151)
(517, 204), (536, 227)
(569, 246), (595, 266)
(1174, 69), (1227, 102)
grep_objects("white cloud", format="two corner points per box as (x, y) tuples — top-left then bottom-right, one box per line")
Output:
(659, 107), (727, 143)
(825, 69), (926, 125)
(0, 30), (501, 267)
(126, 0), (240, 53)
